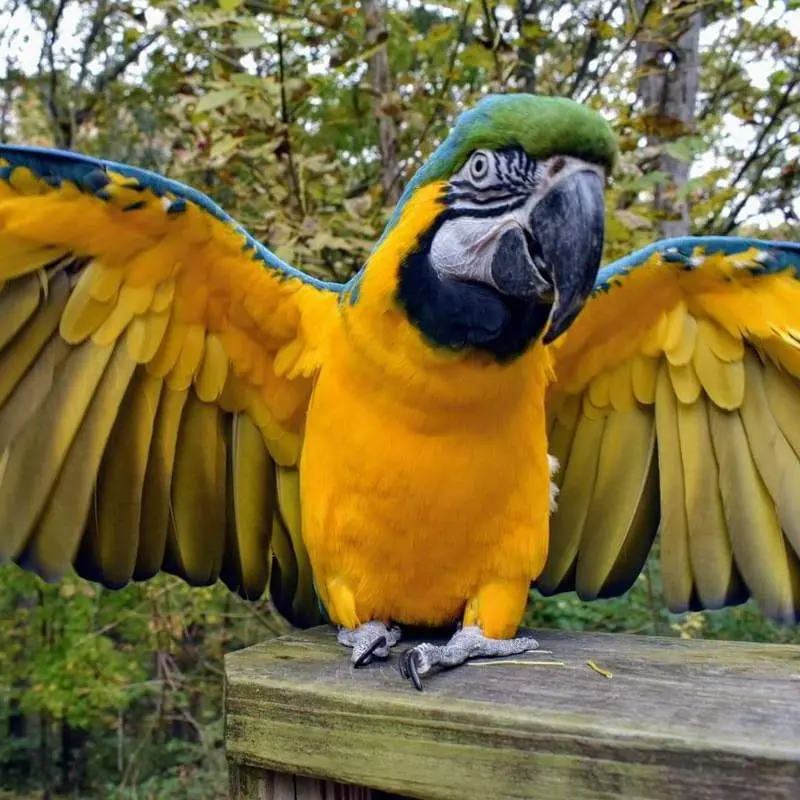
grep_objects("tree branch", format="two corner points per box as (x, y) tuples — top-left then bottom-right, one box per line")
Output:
(74, 30), (163, 127)
(716, 145), (782, 235)
(579, 0), (654, 103)
(245, 1), (359, 47)
(0, 63), (15, 141)
(515, 0), (539, 93)
(567, 1), (622, 99)
(76, 0), (109, 89)
(697, 21), (746, 122)
(480, 0), (503, 84)
(728, 76), (798, 190)
(276, 29), (304, 214)
(704, 74), (799, 232)
(0, 0), (24, 54)
(382, 2), (472, 199)
(567, 27), (600, 99)
(40, 0), (69, 147)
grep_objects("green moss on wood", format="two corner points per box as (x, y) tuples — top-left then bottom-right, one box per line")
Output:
(224, 628), (800, 800)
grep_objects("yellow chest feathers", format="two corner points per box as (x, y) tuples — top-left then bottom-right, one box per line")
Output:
(300, 298), (553, 627)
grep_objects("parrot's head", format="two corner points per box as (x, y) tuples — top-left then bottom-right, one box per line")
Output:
(386, 93), (617, 361)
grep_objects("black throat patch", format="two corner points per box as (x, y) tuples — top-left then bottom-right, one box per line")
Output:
(395, 215), (552, 362)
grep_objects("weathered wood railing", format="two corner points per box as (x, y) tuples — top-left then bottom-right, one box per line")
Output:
(224, 626), (800, 799)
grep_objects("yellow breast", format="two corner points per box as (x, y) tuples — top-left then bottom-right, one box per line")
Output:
(301, 323), (552, 628)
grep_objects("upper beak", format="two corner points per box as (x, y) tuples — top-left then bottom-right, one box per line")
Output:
(531, 168), (605, 343)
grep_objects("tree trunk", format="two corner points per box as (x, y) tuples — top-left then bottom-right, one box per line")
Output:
(635, 2), (702, 238)
(364, 0), (400, 205)
(5, 698), (30, 783)
(58, 719), (88, 793)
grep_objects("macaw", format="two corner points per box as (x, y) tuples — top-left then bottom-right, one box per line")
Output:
(0, 93), (799, 691)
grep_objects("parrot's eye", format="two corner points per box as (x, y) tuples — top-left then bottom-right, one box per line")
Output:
(467, 150), (492, 183)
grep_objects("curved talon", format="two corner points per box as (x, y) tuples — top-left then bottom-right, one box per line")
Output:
(408, 654), (423, 692)
(396, 628), (540, 689)
(339, 621), (402, 666)
(399, 648), (424, 691)
(354, 635), (387, 668)
(398, 650), (408, 678)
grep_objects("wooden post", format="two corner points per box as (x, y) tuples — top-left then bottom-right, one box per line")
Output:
(225, 627), (800, 799)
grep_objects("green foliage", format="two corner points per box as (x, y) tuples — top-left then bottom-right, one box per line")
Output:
(0, 565), (274, 797)
(0, 0), (797, 796)
(529, 573), (800, 645)
(529, 542), (800, 645)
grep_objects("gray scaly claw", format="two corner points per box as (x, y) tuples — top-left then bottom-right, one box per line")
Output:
(338, 621), (402, 667)
(399, 626), (539, 691)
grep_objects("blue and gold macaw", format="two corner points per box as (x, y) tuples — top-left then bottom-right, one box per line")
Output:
(0, 94), (799, 689)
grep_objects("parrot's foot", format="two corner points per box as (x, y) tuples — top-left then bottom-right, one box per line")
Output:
(338, 621), (402, 667)
(398, 626), (539, 690)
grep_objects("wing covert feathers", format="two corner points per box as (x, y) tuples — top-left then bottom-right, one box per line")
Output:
(545, 240), (800, 623)
(0, 148), (329, 625)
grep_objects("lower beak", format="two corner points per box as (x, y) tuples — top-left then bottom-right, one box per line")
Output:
(531, 170), (605, 344)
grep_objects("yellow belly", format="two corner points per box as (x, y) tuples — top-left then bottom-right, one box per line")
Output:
(300, 326), (552, 632)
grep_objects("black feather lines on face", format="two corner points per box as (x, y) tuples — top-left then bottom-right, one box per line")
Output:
(395, 213), (551, 362)
(446, 147), (540, 217)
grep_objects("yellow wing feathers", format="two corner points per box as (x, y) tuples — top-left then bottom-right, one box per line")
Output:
(0, 153), (335, 623)
(0, 162), (335, 453)
(546, 246), (800, 623)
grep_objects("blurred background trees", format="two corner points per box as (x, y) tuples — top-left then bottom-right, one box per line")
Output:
(0, 0), (797, 796)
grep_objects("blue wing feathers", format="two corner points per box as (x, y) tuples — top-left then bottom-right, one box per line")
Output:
(0, 143), (343, 294)
(597, 236), (800, 293)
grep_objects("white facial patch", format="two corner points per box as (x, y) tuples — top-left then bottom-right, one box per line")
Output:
(429, 213), (528, 285)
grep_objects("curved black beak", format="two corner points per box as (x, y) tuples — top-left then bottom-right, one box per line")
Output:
(531, 170), (605, 344)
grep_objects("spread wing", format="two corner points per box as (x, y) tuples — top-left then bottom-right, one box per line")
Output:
(0, 144), (342, 626)
(543, 236), (800, 624)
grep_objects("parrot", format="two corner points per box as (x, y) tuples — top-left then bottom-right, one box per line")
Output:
(0, 93), (799, 691)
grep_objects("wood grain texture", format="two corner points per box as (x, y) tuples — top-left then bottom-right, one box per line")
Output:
(224, 626), (800, 800)
(228, 763), (382, 799)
